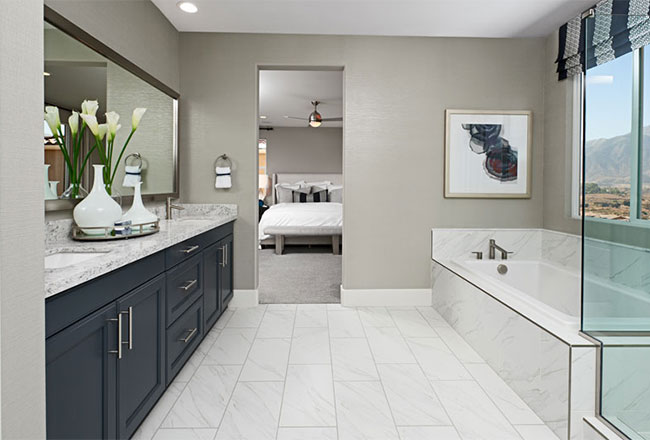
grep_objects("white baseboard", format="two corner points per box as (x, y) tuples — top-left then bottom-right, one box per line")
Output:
(340, 287), (432, 307)
(229, 289), (259, 308)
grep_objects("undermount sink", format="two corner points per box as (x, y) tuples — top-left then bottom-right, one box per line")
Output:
(45, 252), (108, 270)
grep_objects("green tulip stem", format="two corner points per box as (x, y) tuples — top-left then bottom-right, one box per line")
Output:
(110, 129), (136, 185)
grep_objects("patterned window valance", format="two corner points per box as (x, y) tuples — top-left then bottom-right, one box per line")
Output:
(556, 0), (650, 80)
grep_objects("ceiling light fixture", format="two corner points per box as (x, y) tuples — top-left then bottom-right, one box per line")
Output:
(260, 115), (267, 119)
(177, 1), (198, 13)
(43, 71), (51, 76)
(308, 110), (322, 128)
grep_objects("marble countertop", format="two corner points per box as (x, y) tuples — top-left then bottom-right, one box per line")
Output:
(44, 204), (237, 299)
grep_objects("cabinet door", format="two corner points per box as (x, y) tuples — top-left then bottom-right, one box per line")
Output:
(46, 303), (118, 440)
(203, 241), (222, 330)
(116, 275), (166, 439)
(220, 235), (234, 308)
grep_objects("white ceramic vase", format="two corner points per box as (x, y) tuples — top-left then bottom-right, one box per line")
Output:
(44, 165), (58, 200)
(122, 181), (158, 227)
(73, 165), (122, 234)
(49, 181), (59, 198)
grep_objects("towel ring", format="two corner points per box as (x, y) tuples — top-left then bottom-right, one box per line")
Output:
(125, 152), (143, 168)
(215, 154), (232, 169)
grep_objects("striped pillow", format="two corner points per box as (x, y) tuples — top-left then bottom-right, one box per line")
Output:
(293, 189), (328, 203)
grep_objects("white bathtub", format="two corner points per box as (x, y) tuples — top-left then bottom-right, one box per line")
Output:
(451, 259), (581, 329)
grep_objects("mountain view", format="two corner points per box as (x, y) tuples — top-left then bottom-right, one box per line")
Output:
(583, 128), (650, 219)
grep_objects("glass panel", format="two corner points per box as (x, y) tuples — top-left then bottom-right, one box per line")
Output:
(642, 49), (650, 220)
(584, 51), (633, 221)
(583, 13), (650, 440)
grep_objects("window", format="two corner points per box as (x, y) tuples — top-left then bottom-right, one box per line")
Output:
(575, 47), (650, 224)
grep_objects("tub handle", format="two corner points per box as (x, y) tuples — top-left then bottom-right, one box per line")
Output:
(471, 251), (483, 260)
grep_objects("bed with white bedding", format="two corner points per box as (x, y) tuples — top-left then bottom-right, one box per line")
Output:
(259, 173), (343, 254)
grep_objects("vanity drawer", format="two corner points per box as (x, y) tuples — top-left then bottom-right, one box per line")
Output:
(165, 255), (203, 326)
(166, 298), (203, 385)
(165, 237), (204, 269)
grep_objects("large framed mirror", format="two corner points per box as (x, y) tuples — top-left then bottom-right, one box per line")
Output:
(44, 6), (179, 211)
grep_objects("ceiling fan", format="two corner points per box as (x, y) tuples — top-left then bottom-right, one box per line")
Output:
(284, 100), (342, 128)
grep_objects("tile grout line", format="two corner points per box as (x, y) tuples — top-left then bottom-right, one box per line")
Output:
(357, 307), (402, 438)
(275, 306), (298, 439)
(212, 305), (268, 439)
(403, 307), (463, 440)
(149, 313), (230, 439)
(413, 308), (528, 439)
(326, 305), (340, 440)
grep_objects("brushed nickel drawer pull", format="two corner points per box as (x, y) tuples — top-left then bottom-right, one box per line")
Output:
(220, 245), (226, 267)
(120, 307), (133, 350)
(107, 313), (123, 359)
(224, 244), (228, 266)
(180, 245), (199, 254)
(179, 328), (198, 343)
(180, 279), (198, 291)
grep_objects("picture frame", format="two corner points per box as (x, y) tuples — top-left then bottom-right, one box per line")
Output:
(444, 109), (532, 199)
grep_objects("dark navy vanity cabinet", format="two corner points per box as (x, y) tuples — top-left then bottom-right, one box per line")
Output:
(45, 222), (234, 440)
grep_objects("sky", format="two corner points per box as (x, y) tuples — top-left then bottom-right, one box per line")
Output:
(585, 50), (635, 142)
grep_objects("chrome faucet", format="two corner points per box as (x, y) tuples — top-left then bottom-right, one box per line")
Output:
(166, 197), (184, 220)
(489, 239), (512, 260)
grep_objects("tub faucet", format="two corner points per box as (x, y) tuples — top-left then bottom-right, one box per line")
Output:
(166, 197), (184, 220)
(489, 239), (512, 260)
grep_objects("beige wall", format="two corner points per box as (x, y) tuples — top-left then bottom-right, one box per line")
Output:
(0, 0), (46, 437)
(264, 127), (343, 175)
(542, 31), (581, 235)
(45, 0), (180, 93)
(179, 33), (546, 290)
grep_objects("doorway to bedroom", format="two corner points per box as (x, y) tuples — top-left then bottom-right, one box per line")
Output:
(257, 68), (344, 304)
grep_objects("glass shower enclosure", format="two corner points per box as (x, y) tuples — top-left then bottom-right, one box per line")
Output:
(582, 11), (650, 440)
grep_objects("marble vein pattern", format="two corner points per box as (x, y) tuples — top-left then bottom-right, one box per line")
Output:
(431, 228), (581, 271)
(377, 363), (450, 426)
(216, 381), (284, 440)
(276, 427), (338, 440)
(279, 365), (336, 427)
(334, 381), (399, 440)
(432, 380), (521, 440)
(239, 338), (291, 381)
(431, 260), (584, 440)
(140, 304), (562, 440)
(161, 365), (241, 428)
(44, 203), (237, 297)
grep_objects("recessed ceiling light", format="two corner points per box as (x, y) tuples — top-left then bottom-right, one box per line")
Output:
(177, 1), (198, 13)
(259, 115), (267, 119)
(43, 71), (51, 76)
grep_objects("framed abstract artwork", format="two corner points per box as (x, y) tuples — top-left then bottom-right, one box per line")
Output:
(444, 109), (532, 198)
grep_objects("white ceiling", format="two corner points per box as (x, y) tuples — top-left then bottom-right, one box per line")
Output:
(152, 0), (592, 38)
(259, 70), (343, 128)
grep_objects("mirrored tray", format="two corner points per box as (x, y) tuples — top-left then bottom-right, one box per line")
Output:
(72, 220), (160, 241)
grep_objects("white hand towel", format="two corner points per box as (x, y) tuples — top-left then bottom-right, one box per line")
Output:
(215, 166), (232, 189)
(122, 165), (142, 187)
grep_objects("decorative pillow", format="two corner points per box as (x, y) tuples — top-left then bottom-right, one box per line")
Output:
(293, 189), (328, 203)
(328, 185), (343, 203)
(275, 182), (309, 204)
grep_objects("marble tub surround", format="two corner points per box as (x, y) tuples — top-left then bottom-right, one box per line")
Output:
(44, 204), (237, 298)
(431, 261), (597, 440)
(431, 228), (581, 271)
(432, 228), (584, 343)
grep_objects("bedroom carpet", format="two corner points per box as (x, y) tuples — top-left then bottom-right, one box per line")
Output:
(258, 246), (341, 304)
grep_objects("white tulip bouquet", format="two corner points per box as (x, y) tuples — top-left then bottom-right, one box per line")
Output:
(44, 100), (146, 197)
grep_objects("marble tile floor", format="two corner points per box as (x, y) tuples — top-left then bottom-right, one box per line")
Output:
(134, 304), (560, 440)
